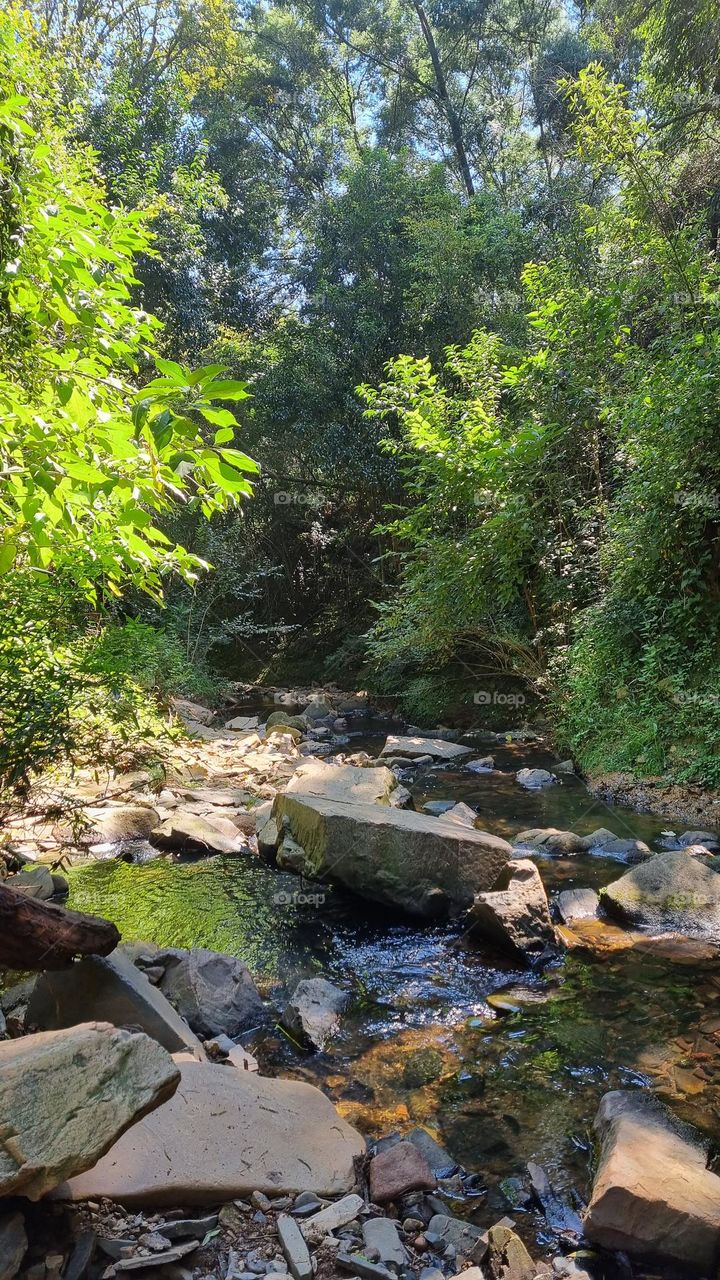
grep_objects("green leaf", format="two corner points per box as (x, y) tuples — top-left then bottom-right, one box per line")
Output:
(204, 381), (251, 402)
(0, 541), (17, 574)
(213, 427), (235, 444)
(218, 447), (260, 473)
(199, 406), (237, 428)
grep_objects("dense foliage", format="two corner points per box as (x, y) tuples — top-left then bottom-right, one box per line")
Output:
(3, 0), (720, 790)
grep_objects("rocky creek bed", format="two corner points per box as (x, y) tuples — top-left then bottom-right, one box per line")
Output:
(2, 686), (720, 1280)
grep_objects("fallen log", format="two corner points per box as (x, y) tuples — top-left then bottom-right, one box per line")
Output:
(0, 883), (120, 970)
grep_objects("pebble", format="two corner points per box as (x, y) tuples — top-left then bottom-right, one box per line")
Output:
(337, 1253), (394, 1280)
(251, 1192), (274, 1213)
(276, 1212), (313, 1280)
(402, 1218), (424, 1233)
(138, 1231), (172, 1251)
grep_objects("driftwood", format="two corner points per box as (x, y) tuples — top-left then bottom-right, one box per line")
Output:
(0, 882), (120, 970)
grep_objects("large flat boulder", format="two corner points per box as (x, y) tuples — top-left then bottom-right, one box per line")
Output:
(285, 758), (400, 805)
(470, 860), (556, 963)
(55, 1060), (365, 1206)
(151, 947), (264, 1039)
(272, 793), (511, 917)
(0, 1022), (179, 1200)
(151, 811), (244, 855)
(380, 735), (472, 762)
(26, 952), (206, 1060)
(584, 1090), (720, 1270)
(602, 849), (720, 937)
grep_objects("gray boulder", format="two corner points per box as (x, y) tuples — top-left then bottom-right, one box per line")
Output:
(281, 977), (347, 1050)
(470, 860), (556, 962)
(582, 828), (650, 861)
(515, 768), (556, 789)
(0, 1022), (179, 1199)
(602, 849), (720, 937)
(8, 865), (58, 900)
(272, 792), (511, 917)
(513, 828), (586, 856)
(555, 889), (600, 924)
(154, 947), (264, 1039)
(26, 951), (206, 1059)
(584, 1090), (720, 1270)
(285, 758), (400, 806)
(679, 829), (719, 849)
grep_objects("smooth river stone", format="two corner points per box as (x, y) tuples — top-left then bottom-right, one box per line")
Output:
(55, 1060), (365, 1206)
(380, 735), (472, 761)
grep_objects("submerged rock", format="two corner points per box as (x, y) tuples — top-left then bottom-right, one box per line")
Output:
(602, 849), (720, 937)
(470, 860), (556, 963)
(0, 1022), (179, 1199)
(582, 828), (650, 861)
(584, 1090), (720, 1270)
(152, 946), (264, 1039)
(272, 792), (511, 917)
(56, 1061), (365, 1204)
(281, 977), (348, 1050)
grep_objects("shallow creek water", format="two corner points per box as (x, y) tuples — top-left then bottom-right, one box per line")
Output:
(65, 735), (720, 1266)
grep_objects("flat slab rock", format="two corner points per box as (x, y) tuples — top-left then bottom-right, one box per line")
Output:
(470, 860), (556, 962)
(285, 759), (400, 805)
(584, 1090), (720, 1270)
(380, 735), (472, 762)
(0, 1022), (179, 1200)
(273, 793), (511, 917)
(55, 1060), (365, 1206)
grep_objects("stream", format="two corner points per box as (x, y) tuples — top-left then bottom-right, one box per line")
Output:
(65, 731), (720, 1268)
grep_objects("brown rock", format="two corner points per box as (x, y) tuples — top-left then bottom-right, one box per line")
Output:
(470, 860), (556, 962)
(55, 1060), (364, 1205)
(0, 1023), (179, 1199)
(584, 1090), (720, 1270)
(368, 1141), (436, 1203)
(485, 1224), (540, 1280)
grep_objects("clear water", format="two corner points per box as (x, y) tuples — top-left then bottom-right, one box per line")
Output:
(65, 736), (720, 1270)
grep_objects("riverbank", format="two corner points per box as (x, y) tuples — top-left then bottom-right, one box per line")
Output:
(3, 684), (720, 1278)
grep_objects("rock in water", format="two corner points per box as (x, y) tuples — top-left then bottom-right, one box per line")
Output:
(470, 860), (556, 962)
(555, 889), (600, 924)
(512, 828), (587, 856)
(281, 978), (347, 1050)
(0, 1022), (179, 1199)
(602, 849), (720, 937)
(0, 1212), (27, 1280)
(369, 1141), (436, 1203)
(515, 769), (555, 789)
(55, 1060), (364, 1205)
(380, 735), (472, 762)
(154, 947), (264, 1039)
(272, 794), (511, 917)
(584, 1090), (720, 1270)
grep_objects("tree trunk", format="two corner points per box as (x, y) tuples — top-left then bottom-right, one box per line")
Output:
(0, 883), (120, 971)
(411, 1), (475, 199)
